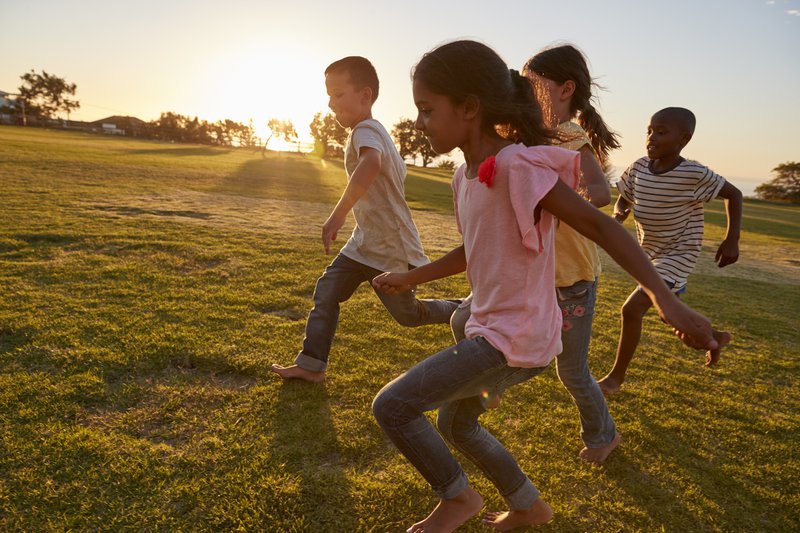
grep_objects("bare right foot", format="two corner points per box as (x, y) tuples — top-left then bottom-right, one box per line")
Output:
(597, 375), (622, 396)
(269, 364), (325, 383)
(407, 486), (483, 533)
(706, 330), (731, 367)
(481, 497), (553, 530)
(579, 431), (621, 463)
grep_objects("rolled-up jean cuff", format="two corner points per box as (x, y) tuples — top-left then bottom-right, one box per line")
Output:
(439, 471), (470, 501)
(505, 479), (540, 510)
(294, 352), (327, 372)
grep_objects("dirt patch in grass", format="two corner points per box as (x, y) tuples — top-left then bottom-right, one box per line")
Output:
(86, 190), (798, 285)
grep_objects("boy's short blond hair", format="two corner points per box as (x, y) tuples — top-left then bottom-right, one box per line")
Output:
(325, 56), (379, 103)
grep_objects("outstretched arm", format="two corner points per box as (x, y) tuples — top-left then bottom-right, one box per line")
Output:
(715, 181), (743, 267)
(322, 147), (381, 254)
(541, 180), (717, 350)
(372, 245), (467, 295)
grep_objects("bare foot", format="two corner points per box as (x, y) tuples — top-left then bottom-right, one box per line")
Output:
(579, 431), (621, 463)
(597, 375), (622, 396)
(269, 364), (325, 383)
(706, 330), (731, 367)
(407, 486), (483, 533)
(481, 497), (553, 531)
(485, 392), (502, 409)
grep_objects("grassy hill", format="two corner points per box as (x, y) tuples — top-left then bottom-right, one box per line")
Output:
(1, 126), (798, 531)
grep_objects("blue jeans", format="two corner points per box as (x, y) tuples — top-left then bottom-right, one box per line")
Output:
(295, 253), (460, 372)
(372, 337), (545, 508)
(555, 279), (616, 448)
(449, 280), (616, 448)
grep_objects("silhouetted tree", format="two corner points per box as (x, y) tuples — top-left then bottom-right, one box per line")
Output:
(755, 162), (800, 203)
(309, 112), (347, 158)
(17, 70), (79, 121)
(391, 118), (437, 167)
(265, 118), (298, 150)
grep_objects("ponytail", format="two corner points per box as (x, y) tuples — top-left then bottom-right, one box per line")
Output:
(578, 102), (621, 166)
(505, 69), (555, 147)
(524, 43), (620, 163)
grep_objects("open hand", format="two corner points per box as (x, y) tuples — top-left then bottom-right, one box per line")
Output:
(322, 212), (346, 254)
(657, 298), (718, 352)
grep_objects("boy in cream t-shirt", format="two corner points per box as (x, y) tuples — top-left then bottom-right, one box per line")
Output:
(270, 56), (458, 383)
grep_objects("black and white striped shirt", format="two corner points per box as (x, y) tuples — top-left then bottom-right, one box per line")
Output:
(617, 157), (726, 289)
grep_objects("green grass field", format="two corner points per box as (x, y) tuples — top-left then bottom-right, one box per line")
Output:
(1, 125), (798, 532)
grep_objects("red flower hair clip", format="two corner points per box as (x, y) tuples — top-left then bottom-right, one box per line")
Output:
(477, 155), (496, 188)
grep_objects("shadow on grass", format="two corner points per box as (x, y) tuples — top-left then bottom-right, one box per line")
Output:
(127, 147), (232, 157)
(215, 156), (341, 204)
(93, 205), (212, 220)
(0, 325), (34, 356)
(601, 409), (788, 531)
(268, 380), (357, 527)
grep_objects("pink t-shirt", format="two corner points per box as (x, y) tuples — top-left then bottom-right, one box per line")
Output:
(452, 144), (580, 368)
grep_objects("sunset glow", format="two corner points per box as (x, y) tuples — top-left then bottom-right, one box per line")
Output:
(2, 0), (799, 189)
(195, 43), (327, 145)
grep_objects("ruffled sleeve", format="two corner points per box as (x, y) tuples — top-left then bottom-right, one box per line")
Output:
(506, 145), (580, 253)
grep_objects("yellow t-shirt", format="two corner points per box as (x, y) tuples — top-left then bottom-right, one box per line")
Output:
(554, 121), (604, 287)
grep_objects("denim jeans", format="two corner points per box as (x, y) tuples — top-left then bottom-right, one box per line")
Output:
(555, 279), (616, 448)
(450, 280), (616, 448)
(372, 337), (545, 508)
(295, 253), (460, 372)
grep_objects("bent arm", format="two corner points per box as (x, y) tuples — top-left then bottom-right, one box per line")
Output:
(613, 194), (632, 223)
(715, 181), (743, 267)
(322, 147), (381, 253)
(578, 146), (611, 207)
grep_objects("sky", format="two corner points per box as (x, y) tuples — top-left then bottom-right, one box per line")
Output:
(2, 0), (799, 195)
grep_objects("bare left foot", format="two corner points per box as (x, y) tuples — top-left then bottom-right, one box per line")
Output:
(485, 392), (502, 409)
(407, 486), (483, 533)
(269, 364), (326, 383)
(481, 497), (553, 531)
(706, 330), (731, 367)
(579, 431), (621, 463)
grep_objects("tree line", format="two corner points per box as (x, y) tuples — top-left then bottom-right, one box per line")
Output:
(4, 70), (796, 195)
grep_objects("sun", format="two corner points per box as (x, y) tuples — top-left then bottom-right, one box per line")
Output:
(198, 43), (328, 149)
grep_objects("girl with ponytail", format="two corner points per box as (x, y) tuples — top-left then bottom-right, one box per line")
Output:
(371, 40), (720, 531)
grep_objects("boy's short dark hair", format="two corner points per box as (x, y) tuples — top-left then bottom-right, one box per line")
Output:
(655, 107), (696, 136)
(325, 56), (379, 103)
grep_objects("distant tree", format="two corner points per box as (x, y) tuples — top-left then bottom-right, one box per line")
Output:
(309, 112), (347, 158)
(755, 162), (800, 203)
(17, 69), (80, 121)
(264, 118), (298, 153)
(391, 118), (437, 167)
(437, 159), (457, 171)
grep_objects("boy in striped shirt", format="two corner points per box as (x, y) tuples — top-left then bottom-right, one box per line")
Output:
(598, 107), (742, 395)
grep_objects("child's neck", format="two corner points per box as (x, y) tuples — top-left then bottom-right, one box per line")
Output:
(462, 134), (512, 179)
(651, 154), (685, 174)
(552, 102), (572, 127)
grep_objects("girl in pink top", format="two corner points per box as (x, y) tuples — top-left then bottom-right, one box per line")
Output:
(371, 40), (719, 532)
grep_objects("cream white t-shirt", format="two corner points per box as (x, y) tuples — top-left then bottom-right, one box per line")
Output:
(339, 119), (429, 272)
(453, 144), (580, 368)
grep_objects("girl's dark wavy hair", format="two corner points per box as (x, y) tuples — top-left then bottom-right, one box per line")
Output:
(413, 40), (554, 147)
(524, 43), (620, 165)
